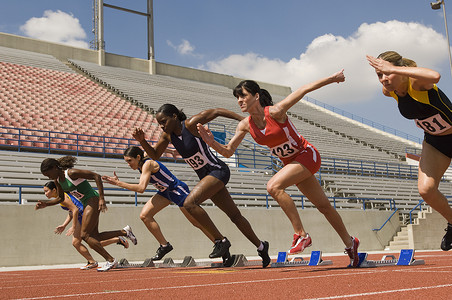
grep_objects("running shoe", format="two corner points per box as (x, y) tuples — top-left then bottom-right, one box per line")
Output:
(257, 241), (271, 268)
(288, 233), (312, 255)
(97, 259), (118, 272)
(123, 225), (137, 245)
(441, 223), (452, 251)
(209, 237), (231, 258)
(80, 261), (98, 270)
(222, 250), (234, 267)
(345, 236), (360, 267)
(117, 236), (129, 249)
(151, 242), (174, 261)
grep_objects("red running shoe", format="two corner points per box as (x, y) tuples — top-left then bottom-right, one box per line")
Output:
(288, 233), (312, 255)
(345, 236), (360, 267)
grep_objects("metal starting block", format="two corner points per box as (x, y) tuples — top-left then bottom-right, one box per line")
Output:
(156, 256), (197, 268)
(210, 254), (262, 268)
(117, 258), (155, 269)
(353, 249), (425, 268)
(271, 250), (333, 268)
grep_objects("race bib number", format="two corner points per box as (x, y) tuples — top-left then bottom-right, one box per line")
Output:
(69, 190), (84, 200)
(153, 182), (168, 192)
(415, 114), (452, 134)
(270, 141), (299, 158)
(184, 152), (208, 170)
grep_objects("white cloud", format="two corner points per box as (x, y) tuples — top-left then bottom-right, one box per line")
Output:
(204, 20), (447, 104)
(167, 39), (203, 58)
(20, 10), (89, 48)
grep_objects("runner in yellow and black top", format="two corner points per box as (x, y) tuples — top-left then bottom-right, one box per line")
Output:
(37, 156), (137, 271)
(367, 50), (452, 251)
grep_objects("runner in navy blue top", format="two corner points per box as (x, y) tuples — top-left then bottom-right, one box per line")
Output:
(102, 146), (215, 261)
(133, 104), (271, 268)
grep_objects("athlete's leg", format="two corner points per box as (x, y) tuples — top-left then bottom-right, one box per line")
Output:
(296, 174), (353, 248)
(80, 197), (115, 261)
(180, 206), (215, 243)
(182, 176), (226, 241)
(140, 194), (171, 245)
(210, 187), (261, 247)
(418, 141), (452, 223)
(72, 219), (96, 263)
(266, 162), (309, 236)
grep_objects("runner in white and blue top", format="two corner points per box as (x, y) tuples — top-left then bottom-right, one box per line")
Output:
(132, 104), (271, 268)
(142, 157), (189, 207)
(102, 146), (215, 261)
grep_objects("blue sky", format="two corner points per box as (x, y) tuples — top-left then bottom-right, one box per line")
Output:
(1, 0), (451, 141)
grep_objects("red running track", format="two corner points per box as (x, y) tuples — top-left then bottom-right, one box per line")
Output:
(1, 251), (452, 299)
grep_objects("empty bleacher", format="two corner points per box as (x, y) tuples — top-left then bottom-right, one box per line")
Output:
(2, 45), (450, 223)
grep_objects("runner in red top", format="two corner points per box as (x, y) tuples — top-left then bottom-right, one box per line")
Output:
(198, 70), (361, 267)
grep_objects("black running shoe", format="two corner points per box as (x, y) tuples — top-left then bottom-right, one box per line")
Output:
(222, 250), (234, 267)
(151, 243), (173, 260)
(441, 223), (452, 251)
(258, 241), (271, 268)
(209, 237), (231, 258)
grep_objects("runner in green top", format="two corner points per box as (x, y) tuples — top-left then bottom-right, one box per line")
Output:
(37, 156), (137, 272)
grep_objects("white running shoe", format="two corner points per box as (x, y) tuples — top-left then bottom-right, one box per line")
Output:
(80, 261), (98, 270)
(123, 225), (137, 245)
(97, 259), (118, 272)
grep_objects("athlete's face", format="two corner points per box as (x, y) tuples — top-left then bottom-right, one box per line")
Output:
(156, 112), (178, 133)
(236, 88), (259, 112)
(376, 70), (404, 92)
(43, 186), (57, 199)
(42, 166), (59, 180)
(124, 155), (140, 170)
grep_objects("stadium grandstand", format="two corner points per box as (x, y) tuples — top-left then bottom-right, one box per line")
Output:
(1, 30), (451, 266)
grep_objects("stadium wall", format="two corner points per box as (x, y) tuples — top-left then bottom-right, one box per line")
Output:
(0, 204), (399, 267)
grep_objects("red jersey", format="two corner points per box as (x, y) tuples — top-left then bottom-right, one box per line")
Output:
(248, 106), (312, 164)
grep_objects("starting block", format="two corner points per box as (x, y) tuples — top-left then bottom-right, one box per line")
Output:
(117, 258), (155, 269)
(157, 256), (197, 268)
(210, 254), (262, 268)
(353, 249), (425, 268)
(271, 250), (333, 268)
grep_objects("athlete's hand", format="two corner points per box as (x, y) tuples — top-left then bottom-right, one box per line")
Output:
(330, 69), (345, 83)
(197, 123), (215, 146)
(54, 225), (65, 234)
(366, 55), (394, 75)
(99, 198), (108, 212)
(132, 127), (145, 142)
(66, 227), (75, 236)
(35, 200), (47, 210)
(102, 172), (119, 185)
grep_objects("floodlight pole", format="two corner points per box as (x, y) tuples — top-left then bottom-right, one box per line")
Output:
(95, 0), (155, 73)
(431, 0), (452, 78)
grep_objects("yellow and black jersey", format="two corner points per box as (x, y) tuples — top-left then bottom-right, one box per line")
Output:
(390, 82), (452, 135)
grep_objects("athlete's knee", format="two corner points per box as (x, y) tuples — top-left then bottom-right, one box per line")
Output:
(266, 180), (284, 197)
(183, 198), (199, 212)
(81, 232), (90, 242)
(418, 182), (438, 200)
(140, 212), (154, 223)
(72, 239), (82, 248)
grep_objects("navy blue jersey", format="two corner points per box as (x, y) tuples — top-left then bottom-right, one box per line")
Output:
(170, 121), (230, 184)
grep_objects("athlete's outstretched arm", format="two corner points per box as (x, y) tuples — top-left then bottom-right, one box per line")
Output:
(132, 127), (170, 160)
(197, 118), (248, 158)
(102, 160), (156, 193)
(186, 108), (244, 133)
(270, 70), (345, 121)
